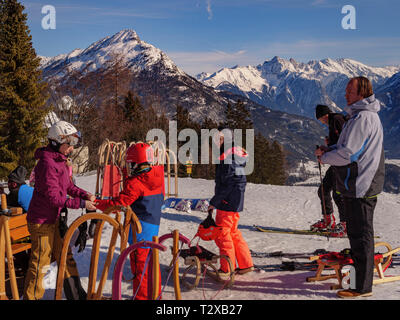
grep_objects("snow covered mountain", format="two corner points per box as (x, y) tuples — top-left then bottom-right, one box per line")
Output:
(376, 71), (400, 158)
(40, 29), (228, 122)
(39, 29), (327, 165)
(196, 56), (400, 118)
(40, 30), (183, 77)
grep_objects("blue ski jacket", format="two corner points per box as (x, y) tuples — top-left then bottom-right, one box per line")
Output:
(6, 184), (34, 212)
(210, 146), (248, 212)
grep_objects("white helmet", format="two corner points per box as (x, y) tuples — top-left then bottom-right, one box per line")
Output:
(48, 121), (81, 146)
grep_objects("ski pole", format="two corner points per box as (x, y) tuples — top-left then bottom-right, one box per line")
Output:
(316, 145), (328, 227)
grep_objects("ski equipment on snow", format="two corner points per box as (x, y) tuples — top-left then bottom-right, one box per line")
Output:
(161, 197), (210, 212)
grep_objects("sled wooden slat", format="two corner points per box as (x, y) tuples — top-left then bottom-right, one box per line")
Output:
(8, 214), (27, 229)
(152, 236), (160, 300)
(94, 212), (122, 300)
(158, 230), (192, 299)
(0, 215), (20, 300)
(8, 212), (31, 255)
(55, 212), (126, 300)
(172, 230), (181, 300)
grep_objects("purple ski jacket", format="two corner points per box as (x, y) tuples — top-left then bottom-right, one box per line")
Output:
(27, 146), (89, 225)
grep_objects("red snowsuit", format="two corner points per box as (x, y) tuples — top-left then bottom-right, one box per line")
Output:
(96, 166), (164, 300)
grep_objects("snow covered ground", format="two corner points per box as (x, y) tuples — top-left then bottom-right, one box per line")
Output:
(41, 171), (400, 301)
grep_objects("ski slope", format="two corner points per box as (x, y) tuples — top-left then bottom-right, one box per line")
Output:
(41, 171), (400, 300)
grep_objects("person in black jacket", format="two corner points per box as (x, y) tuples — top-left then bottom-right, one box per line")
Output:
(208, 128), (254, 276)
(311, 105), (347, 236)
(3, 166), (34, 212)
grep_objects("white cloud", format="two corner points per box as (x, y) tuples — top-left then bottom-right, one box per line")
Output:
(206, 0), (213, 20)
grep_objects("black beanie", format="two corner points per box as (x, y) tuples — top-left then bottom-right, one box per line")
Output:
(315, 104), (331, 119)
(8, 166), (27, 185)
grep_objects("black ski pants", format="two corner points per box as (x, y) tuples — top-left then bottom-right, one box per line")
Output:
(343, 196), (377, 294)
(318, 166), (346, 221)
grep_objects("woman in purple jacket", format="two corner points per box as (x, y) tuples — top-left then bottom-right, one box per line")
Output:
(23, 121), (96, 300)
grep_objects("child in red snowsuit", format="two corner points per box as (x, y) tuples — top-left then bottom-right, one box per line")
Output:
(208, 129), (254, 275)
(95, 143), (164, 300)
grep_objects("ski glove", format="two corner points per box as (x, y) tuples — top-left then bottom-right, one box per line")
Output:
(86, 208), (98, 239)
(59, 207), (69, 238)
(74, 221), (88, 253)
(88, 219), (99, 238)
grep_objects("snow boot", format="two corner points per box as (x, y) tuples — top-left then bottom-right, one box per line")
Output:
(310, 213), (336, 231)
(329, 222), (347, 238)
(236, 266), (254, 275)
(63, 276), (87, 300)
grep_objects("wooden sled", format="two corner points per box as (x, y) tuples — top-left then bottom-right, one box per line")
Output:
(179, 245), (235, 289)
(0, 194), (28, 300)
(112, 236), (167, 300)
(55, 205), (141, 300)
(95, 140), (126, 200)
(306, 242), (400, 290)
(158, 230), (191, 300)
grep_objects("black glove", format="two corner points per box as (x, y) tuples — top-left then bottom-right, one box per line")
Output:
(74, 221), (88, 253)
(86, 208), (98, 239)
(202, 212), (218, 228)
(59, 207), (69, 238)
(88, 219), (99, 238)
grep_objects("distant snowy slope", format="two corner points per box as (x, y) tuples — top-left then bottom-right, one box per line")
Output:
(197, 56), (400, 118)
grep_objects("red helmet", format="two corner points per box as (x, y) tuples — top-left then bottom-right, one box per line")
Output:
(126, 143), (154, 165)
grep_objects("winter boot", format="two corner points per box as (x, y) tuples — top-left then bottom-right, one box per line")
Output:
(63, 276), (87, 300)
(310, 213), (336, 231)
(329, 222), (347, 238)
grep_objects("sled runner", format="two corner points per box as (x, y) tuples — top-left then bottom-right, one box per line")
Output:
(0, 195), (28, 300)
(55, 205), (141, 300)
(179, 245), (235, 288)
(112, 237), (167, 300)
(158, 230), (192, 300)
(306, 242), (400, 289)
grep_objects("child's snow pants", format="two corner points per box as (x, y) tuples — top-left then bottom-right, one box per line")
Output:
(215, 209), (253, 272)
(128, 221), (161, 300)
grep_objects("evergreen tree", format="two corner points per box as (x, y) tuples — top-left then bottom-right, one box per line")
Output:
(224, 102), (236, 129)
(223, 99), (253, 148)
(269, 140), (288, 185)
(123, 90), (146, 142)
(247, 133), (272, 184)
(0, 0), (49, 178)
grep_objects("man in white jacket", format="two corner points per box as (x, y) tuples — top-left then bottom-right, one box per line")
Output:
(316, 76), (385, 298)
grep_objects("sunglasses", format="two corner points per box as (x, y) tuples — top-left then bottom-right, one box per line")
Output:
(62, 132), (82, 147)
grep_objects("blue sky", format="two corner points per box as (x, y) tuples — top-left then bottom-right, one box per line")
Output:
(21, 0), (400, 75)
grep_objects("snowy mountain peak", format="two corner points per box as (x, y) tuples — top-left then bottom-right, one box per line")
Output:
(197, 56), (400, 118)
(40, 29), (185, 78)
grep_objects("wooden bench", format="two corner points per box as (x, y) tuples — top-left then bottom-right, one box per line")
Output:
(8, 213), (31, 254)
